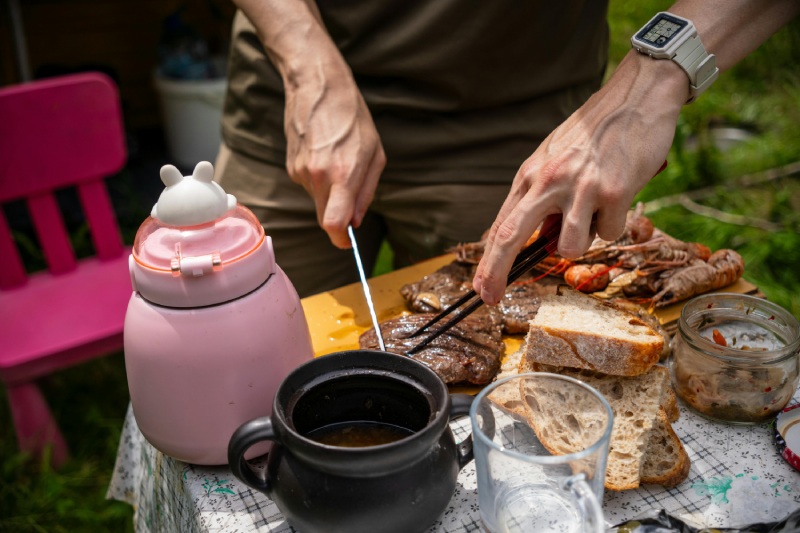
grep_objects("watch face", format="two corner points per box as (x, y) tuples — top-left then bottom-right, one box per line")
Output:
(635, 13), (688, 49)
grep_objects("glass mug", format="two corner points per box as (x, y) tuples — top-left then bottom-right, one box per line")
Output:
(470, 373), (613, 533)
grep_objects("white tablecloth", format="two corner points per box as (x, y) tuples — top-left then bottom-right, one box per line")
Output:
(107, 391), (800, 533)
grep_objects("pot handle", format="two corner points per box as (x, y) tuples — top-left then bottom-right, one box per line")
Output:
(449, 393), (474, 469)
(228, 417), (277, 493)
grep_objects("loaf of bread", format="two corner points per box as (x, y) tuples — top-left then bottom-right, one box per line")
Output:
(522, 285), (664, 376)
(488, 285), (690, 491)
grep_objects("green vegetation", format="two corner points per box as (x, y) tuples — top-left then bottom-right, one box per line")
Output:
(2, 3), (799, 531)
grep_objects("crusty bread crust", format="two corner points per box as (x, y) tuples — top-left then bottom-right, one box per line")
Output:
(523, 286), (663, 376)
(641, 408), (691, 487)
(661, 384), (680, 424)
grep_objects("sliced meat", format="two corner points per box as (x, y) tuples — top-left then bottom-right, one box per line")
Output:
(359, 314), (504, 385)
(401, 261), (560, 334)
(400, 261), (504, 331)
(400, 262), (475, 313)
(498, 275), (561, 334)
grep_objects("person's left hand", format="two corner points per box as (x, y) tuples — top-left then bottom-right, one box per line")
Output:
(473, 52), (685, 305)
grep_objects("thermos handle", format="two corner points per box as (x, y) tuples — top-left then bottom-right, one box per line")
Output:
(228, 417), (277, 493)
(449, 393), (475, 469)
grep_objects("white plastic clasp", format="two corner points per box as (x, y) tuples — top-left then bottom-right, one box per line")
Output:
(171, 253), (222, 277)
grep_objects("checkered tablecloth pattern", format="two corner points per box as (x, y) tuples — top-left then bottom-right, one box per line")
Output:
(108, 392), (800, 533)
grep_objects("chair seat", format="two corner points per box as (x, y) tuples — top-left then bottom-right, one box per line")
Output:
(0, 250), (132, 383)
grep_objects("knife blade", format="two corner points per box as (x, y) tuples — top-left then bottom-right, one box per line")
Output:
(347, 225), (386, 351)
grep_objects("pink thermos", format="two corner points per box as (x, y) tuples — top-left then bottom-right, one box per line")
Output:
(123, 161), (313, 464)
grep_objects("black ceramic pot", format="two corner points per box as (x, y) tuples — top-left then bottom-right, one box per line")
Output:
(228, 350), (474, 533)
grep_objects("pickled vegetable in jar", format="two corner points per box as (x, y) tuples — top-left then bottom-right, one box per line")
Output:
(670, 293), (800, 425)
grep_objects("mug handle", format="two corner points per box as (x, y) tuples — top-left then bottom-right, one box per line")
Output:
(563, 473), (605, 532)
(228, 417), (277, 493)
(449, 393), (475, 469)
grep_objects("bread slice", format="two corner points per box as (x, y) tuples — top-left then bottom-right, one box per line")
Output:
(505, 355), (678, 423)
(516, 372), (613, 459)
(491, 354), (686, 489)
(486, 349), (530, 421)
(518, 360), (668, 491)
(605, 297), (673, 362)
(640, 407), (690, 487)
(522, 285), (663, 376)
(495, 348), (525, 382)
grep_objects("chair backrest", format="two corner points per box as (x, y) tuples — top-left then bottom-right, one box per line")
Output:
(0, 72), (128, 289)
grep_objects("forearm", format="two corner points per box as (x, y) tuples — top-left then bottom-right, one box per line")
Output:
(668, 0), (800, 71)
(231, 0), (350, 86)
(230, 0), (386, 249)
(611, 0), (800, 111)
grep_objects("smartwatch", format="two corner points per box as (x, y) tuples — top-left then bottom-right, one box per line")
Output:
(631, 12), (719, 103)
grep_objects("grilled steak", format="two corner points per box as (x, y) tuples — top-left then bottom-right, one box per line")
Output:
(497, 275), (560, 334)
(400, 260), (558, 334)
(359, 314), (504, 385)
(399, 261), (504, 330)
(400, 262), (475, 313)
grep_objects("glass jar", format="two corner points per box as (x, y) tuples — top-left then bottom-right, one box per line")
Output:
(670, 293), (800, 425)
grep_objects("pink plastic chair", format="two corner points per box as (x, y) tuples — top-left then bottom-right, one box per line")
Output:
(0, 72), (132, 467)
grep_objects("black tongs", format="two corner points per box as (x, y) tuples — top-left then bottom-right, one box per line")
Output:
(406, 220), (561, 355)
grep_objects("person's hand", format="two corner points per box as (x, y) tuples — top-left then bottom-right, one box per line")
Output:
(234, 0), (386, 249)
(233, 0), (386, 248)
(283, 61), (386, 249)
(473, 52), (686, 305)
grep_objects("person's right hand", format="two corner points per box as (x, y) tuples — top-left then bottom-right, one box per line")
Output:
(283, 59), (386, 249)
(233, 0), (386, 249)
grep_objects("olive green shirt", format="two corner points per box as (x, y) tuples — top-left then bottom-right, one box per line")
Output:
(222, 1), (609, 184)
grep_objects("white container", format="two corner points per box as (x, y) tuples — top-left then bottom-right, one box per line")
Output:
(154, 74), (227, 169)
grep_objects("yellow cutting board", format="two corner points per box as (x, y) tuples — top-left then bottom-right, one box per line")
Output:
(302, 255), (455, 358)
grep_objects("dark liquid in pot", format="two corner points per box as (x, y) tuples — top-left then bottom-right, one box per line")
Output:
(306, 421), (415, 447)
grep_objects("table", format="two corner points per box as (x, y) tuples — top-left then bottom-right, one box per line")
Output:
(107, 257), (800, 531)
(107, 396), (800, 532)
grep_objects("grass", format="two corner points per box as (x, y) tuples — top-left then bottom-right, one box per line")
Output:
(0, 354), (134, 533)
(2, 3), (799, 531)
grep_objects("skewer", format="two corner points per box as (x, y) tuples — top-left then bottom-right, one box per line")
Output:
(348, 225), (385, 351)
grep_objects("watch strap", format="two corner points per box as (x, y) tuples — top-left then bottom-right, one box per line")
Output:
(672, 32), (719, 102)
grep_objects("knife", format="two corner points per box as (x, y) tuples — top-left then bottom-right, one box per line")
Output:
(347, 225), (386, 351)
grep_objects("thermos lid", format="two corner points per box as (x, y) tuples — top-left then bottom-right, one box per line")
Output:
(129, 161), (275, 307)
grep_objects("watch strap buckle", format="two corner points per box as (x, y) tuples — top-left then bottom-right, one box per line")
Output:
(687, 55), (719, 103)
